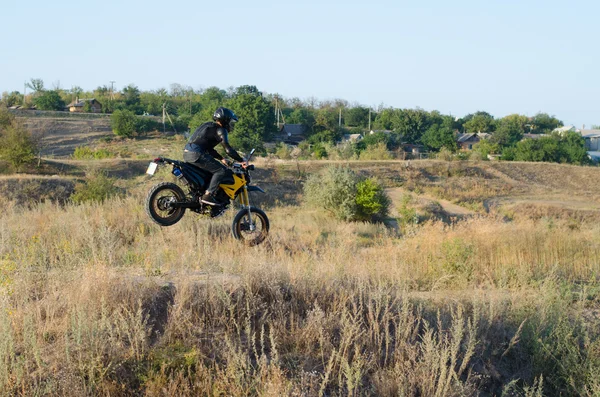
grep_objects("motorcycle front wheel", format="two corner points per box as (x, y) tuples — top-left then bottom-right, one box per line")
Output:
(231, 207), (269, 246)
(145, 182), (186, 226)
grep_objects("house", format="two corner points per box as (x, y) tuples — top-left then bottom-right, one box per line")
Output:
(343, 133), (363, 142)
(581, 130), (600, 151)
(369, 130), (393, 135)
(277, 124), (307, 145)
(456, 132), (490, 150)
(553, 125), (578, 134)
(402, 143), (425, 154)
(522, 133), (547, 140)
(66, 98), (102, 113)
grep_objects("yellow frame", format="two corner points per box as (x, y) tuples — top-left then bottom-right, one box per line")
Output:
(219, 174), (246, 200)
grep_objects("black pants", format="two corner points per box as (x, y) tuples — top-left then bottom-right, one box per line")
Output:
(183, 150), (227, 194)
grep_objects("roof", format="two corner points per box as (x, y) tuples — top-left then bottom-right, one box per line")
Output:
(67, 98), (100, 107)
(553, 125), (577, 133)
(279, 124), (306, 136)
(522, 133), (547, 140)
(457, 133), (478, 143)
(343, 133), (363, 141)
(581, 129), (600, 138)
(369, 130), (392, 134)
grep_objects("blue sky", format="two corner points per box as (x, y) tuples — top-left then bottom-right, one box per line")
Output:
(2, 0), (598, 127)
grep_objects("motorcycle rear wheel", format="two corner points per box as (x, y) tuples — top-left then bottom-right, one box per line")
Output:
(146, 182), (186, 226)
(231, 207), (269, 246)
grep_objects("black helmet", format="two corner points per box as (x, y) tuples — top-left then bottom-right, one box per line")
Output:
(213, 107), (238, 130)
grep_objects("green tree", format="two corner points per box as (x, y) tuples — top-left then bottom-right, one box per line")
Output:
(26, 78), (45, 95)
(225, 86), (275, 153)
(395, 108), (430, 144)
(33, 90), (65, 110)
(345, 106), (370, 128)
(111, 109), (137, 137)
(373, 108), (398, 131)
(1, 91), (24, 107)
(530, 113), (563, 134)
(492, 114), (527, 147)
(557, 131), (589, 164)
(0, 111), (36, 172)
(472, 139), (499, 160)
(421, 118), (457, 152)
(122, 84), (141, 111)
(463, 111), (495, 133)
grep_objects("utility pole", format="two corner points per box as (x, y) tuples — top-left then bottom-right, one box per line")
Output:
(109, 81), (116, 100)
(23, 82), (27, 105)
(368, 108), (371, 131)
(339, 108), (342, 128)
(162, 102), (166, 133)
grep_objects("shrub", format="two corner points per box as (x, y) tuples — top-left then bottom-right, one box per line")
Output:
(437, 147), (454, 161)
(135, 117), (160, 135)
(355, 178), (390, 221)
(72, 146), (114, 160)
(275, 143), (292, 160)
(312, 143), (328, 159)
(71, 171), (119, 203)
(304, 166), (390, 222)
(111, 109), (137, 137)
(0, 117), (36, 172)
(359, 142), (392, 160)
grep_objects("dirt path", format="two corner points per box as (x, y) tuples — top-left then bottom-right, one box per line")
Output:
(386, 187), (477, 218)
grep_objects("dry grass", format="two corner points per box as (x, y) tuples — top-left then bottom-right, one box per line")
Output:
(1, 158), (600, 395)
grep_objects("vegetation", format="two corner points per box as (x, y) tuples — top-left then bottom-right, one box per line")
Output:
(304, 166), (390, 221)
(0, 108), (36, 171)
(0, 158), (599, 395)
(3, 78), (595, 166)
(70, 171), (119, 203)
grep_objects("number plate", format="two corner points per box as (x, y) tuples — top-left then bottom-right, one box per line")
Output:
(146, 162), (158, 175)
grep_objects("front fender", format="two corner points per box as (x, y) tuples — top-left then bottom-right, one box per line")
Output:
(247, 185), (265, 193)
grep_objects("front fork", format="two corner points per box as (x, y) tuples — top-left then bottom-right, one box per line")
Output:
(238, 186), (255, 232)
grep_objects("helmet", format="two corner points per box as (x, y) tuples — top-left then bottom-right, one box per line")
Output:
(213, 107), (238, 130)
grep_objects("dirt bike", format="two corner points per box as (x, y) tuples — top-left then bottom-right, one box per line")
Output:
(144, 149), (269, 246)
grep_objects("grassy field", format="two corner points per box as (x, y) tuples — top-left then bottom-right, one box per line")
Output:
(0, 130), (600, 395)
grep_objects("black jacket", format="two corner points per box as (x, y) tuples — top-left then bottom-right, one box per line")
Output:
(186, 122), (243, 162)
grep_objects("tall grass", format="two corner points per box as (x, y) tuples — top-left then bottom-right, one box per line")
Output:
(0, 191), (599, 394)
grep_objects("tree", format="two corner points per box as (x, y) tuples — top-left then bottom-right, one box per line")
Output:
(225, 86), (275, 153)
(0, 110), (36, 172)
(373, 108), (398, 131)
(345, 106), (370, 128)
(557, 131), (589, 164)
(122, 84), (141, 110)
(33, 90), (65, 111)
(395, 108), (430, 144)
(111, 109), (137, 137)
(492, 114), (527, 147)
(26, 78), (45, 95)
(421, 119), (457, 152)
(530, 113), (563, 134)
(1, 91), (23, 107)
(463, 111), (495, 133)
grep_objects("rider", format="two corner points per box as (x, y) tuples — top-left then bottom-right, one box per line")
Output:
(183, 107), (245, 205)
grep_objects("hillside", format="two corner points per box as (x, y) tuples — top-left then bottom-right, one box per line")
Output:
(1, 134), (600, 395)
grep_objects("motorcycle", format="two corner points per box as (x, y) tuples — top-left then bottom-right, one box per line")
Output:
(144, 148), (269, 246)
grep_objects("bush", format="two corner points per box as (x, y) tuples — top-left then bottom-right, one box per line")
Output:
(72, 146), (114, 160)
(355, 178), (390, 221)
(135, 117), (160, 135)
(71, 171), (119, 203)
(111, 109), (137, 137)
(275, 143), (292, 159)
(0, 113), (36, 172)
(304, 166), (390, 222)
(359, 142), (392, 160)
(312, 143), (328, 159)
